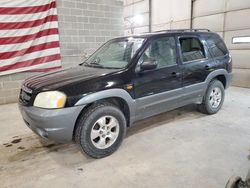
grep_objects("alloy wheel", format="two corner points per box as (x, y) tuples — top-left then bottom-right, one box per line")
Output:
(90, 116), (120, 149)
(209, 87), (222, 108)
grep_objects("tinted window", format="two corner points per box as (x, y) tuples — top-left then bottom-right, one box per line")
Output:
(141, 37), (177, 68)
(85, 38), (145, 69)
(207, 36), (228, 57)
(179, 37), (206, 62)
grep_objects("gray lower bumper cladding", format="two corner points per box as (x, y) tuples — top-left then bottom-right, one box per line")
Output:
(18, 104), (84, 143)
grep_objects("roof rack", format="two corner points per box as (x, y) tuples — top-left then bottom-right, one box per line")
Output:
(153, 28), (211, 33)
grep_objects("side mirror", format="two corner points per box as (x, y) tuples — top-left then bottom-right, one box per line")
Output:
(140, 59), (157, 71)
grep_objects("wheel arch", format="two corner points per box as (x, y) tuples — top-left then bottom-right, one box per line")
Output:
(205, 69), (230, 88)
(72, 89), (135, 141)
(214, 74), (226, 88)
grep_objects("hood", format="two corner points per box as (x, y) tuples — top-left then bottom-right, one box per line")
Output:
(24, 65), (119, 91)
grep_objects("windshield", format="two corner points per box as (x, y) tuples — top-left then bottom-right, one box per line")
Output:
(84, 37), (145, 69)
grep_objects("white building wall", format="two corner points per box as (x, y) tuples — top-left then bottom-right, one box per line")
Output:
(152, 0), (191, 31)
(124, 0), (150, 34)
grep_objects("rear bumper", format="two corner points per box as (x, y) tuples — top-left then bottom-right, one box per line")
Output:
(226, 72), (233, 89)
(18, 104), (84, 143)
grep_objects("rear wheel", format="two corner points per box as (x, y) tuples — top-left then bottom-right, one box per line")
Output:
(75, 103), (127, 158)
(198, 79), (225, 114)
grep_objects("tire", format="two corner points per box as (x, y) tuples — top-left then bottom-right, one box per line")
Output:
(75, 103), (127, 158)
(225, 176), (242, 188)
(198, 79), (225, 114)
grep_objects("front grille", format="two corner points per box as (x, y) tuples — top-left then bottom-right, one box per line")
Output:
(19, 85), (32, 105)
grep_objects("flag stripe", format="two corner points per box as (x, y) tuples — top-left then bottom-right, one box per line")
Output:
(0, 1), (56, 15)
(0, 48), (61, 66)
(0, 0), (61, 76)
(0, 54), (61, 71)
(0, 0), (53, 7)
(0, 35), (59, 53)
(0, 21), (58, 38)
(0, 15), (58, 30)
(0, 8), (57, 23)
(0, 28), (59, 45)
(0, 60), (61, 76)
(0, 41), (60, 60)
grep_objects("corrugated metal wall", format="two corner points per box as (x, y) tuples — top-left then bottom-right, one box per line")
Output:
(193, 0), (250, 88)
(124, 0), (250, 88)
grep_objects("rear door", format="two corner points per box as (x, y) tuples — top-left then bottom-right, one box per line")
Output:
(177, 35), (215, 104)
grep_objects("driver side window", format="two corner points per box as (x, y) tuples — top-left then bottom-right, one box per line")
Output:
(141, 37), (177, 68)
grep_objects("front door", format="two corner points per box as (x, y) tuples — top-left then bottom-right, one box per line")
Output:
(133, 36), (183, 120)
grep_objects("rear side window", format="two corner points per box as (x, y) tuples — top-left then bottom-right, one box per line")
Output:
(179, 37), (206, 62)
(206, 36), (228, 58)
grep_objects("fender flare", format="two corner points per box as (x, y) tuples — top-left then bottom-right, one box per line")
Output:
(204, 69), (231, 88)
(74, 89), (136, 122)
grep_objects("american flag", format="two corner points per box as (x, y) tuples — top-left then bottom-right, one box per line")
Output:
(0, 0), (61, 76)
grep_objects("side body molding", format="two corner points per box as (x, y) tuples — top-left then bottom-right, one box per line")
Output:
(183, 69), (232, 105)
(75, 89), (137, 123)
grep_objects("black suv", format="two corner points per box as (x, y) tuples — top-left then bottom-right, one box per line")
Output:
(19, 29), (232, 158)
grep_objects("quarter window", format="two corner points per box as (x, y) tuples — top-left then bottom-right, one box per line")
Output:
(141, 37), (177, 68)
(207, 36), (228, 58)
(179, 37), (206, 62)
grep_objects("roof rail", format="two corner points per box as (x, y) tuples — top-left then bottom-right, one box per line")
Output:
(153, 28), (211, 33)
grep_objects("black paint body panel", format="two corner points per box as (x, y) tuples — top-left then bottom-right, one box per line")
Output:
(20, 31), (232, 109)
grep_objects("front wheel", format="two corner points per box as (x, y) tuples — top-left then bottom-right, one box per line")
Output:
(198, 79), (225, 114)
(75, 103), (127, 158)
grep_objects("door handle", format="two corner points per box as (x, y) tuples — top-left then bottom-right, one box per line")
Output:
(171, 72), (181, 77)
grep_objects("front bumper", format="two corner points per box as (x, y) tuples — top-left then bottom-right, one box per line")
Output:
(18, 104), (85, 143)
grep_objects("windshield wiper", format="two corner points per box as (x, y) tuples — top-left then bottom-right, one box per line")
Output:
(84, 63), (103, 68)
(90, 61), (102, 66)
(80, 57), (104, 68)
(85, 62), (104, 69)
(79, 61), (87, 66)
(86, 57), (104, 68)
(90, 57), (100, 65)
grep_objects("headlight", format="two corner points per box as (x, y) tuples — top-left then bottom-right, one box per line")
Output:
(34, 91), (66, 109)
